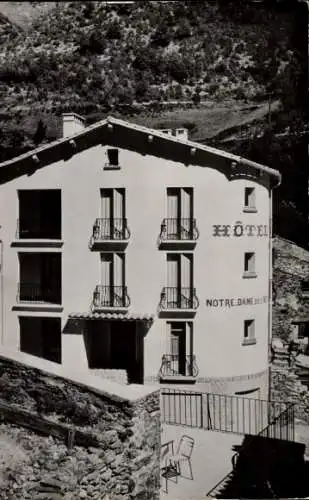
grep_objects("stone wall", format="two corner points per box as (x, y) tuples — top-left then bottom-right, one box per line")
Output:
(0, 351), (160, 500)
(270, 345), (309, 424)
(273, 236), (309, 342)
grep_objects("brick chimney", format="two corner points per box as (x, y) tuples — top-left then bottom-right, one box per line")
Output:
(62, 113), (86, 138)
(158, 128), (189, 140)
(174, 128), (188, 140)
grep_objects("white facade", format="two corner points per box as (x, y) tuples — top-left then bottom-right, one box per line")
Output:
(0, 115), (280, 397)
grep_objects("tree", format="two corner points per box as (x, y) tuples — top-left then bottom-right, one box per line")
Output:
(106, 21), (122, 40)
(192, 92), (201, 105)
(32, 119), (47, 146)
(151, 24), (172, 47)
(135, 80), (149, 101)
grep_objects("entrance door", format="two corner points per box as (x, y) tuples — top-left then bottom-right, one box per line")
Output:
(110, 321), (143, 383)
(170, 322), (186, 375)
(85, 320), (111, 368)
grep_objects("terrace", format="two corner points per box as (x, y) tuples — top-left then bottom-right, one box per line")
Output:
(160, 389), (307, 499)
(161, 424), (243, 500)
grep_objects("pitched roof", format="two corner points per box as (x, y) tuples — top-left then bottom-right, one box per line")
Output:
(0, 115), (281, 187)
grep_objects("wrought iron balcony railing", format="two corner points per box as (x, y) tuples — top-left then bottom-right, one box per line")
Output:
(92, 285), (131, 309)
(159, 287), (199, 310)
(159, 354), (199, 378)
(159, 218), (199, 241)
(16, 219), (61, 240)
(18, 283), (61, 304)
(92, 218), (130, 241)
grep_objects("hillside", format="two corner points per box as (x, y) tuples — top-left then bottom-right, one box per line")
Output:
(0, 0), (307, 245)
(0, 1), (299, 144)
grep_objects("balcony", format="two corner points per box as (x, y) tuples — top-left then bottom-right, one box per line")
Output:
(158, 218), (199, 250)
(159, 354), (199, 383)
(14, 283), (62, 312)
(89, 218), (130, 251)
(92, 285), (131, 312)
(158, 287), (199, 318)
(12, 220), (63, 248)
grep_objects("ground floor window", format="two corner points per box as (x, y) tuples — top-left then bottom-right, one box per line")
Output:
(19, 316), (61, 364)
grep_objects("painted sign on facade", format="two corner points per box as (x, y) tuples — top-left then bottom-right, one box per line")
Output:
(213, 221), (268, 237)
(206, 296), (268, 308)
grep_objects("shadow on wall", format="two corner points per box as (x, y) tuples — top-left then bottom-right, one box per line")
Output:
(62, 318), (85, 335)
(217, 434), (309, 499)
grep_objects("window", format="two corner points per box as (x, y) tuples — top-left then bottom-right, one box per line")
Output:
(243, 252), (256, 278)
(167, 187), (193, 219)
(244, 187), (256, 212)
(93, 252), (128, 308)
(160, 253), (198, 310)
(101, 252), (125, 287)
(243, 319), (256, 345)
(18, 189), (61, 240)
(18, 252), (61, 304)
(99, 188), (126, 239)
(167, 254), (193, 285)
(105, 148), (120, 169)
(165, 187), (194, 239)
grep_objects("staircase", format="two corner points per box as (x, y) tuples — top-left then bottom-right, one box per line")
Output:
(206, 402), (309, 499)
(208, 437), (309, 498)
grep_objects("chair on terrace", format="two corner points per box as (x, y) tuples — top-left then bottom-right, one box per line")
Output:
(161, 439), (179, 493)
(168, 434), (195, 480)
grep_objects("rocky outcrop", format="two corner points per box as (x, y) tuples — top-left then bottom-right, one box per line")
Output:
(0, 353), (160, 500)
(272, 236), (309, 342)
(271, 345), (309, 424)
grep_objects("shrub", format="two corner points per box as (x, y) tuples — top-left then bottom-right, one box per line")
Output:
(106, 21), (122, 40)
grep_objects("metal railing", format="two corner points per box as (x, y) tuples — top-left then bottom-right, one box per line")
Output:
(159, 218), (199, 241)
(161, 388), (293, 436)
(259, 402), (294, 442)
(206, 401), (295, 498)
(161, 389), (203, 428)
(16, 219), (61, 240)
(18, 283), (61, 304)
(91, 218), (130, 241)
(159, 354), (199, 378)
(92, 285), (131, 309)
(159, 287), (199, 310)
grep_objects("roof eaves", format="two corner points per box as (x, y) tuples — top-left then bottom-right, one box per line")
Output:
(0, 117), (109, 171)
(107, 116), (281, 183)
(0, 115), (281, 185)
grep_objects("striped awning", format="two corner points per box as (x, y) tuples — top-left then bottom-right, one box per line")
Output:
(68, 312), (154, 322)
